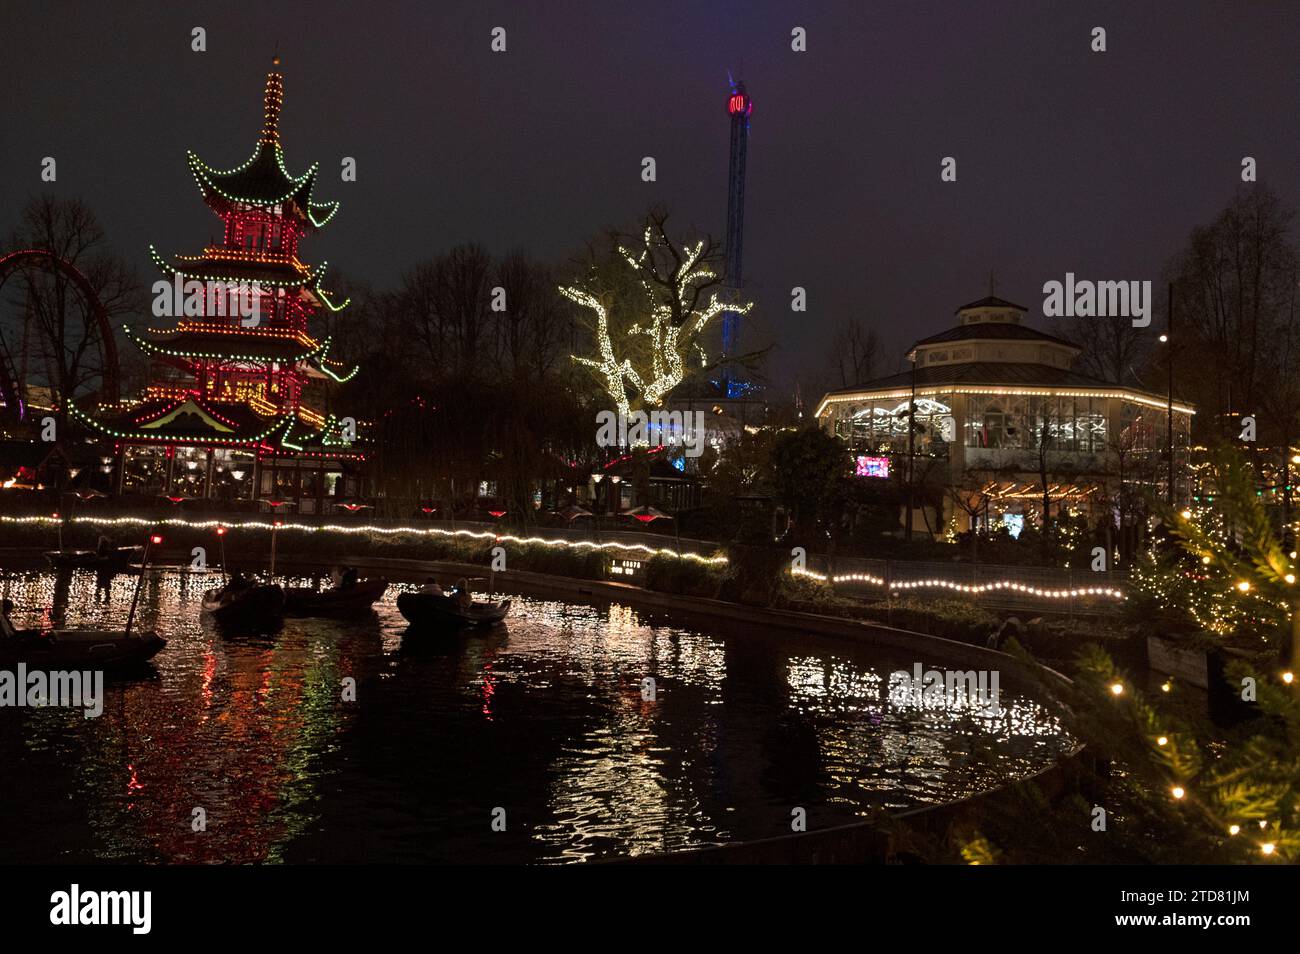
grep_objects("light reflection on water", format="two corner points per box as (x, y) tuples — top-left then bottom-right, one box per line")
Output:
(0, 568), (1072, 863)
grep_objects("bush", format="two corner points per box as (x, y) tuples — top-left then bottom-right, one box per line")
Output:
(720, 542), (788, 606)
(642, 554), (727, 598)
(873, 596), (999, 642)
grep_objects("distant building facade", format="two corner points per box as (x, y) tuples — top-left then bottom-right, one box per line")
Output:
(816, 296), (1193, 536)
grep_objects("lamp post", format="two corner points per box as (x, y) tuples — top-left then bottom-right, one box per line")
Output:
(216, 525), (228, 584)
(1164, 282), (1175, 507)
(905, 349), (917, 542)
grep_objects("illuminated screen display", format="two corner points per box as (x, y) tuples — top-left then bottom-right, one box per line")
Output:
(855, 455), (890, 478)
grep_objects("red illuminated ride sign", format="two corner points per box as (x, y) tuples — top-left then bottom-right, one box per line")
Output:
(728, 93), (753, 117)
(855, 456), (890, 478)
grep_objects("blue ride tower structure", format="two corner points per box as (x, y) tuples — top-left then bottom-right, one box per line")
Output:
(720, 77), (752, 397)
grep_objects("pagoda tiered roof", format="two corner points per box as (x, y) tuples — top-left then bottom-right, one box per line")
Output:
(185, 69), (339, 230)
(150, 246), (318, 288)
(124, 325), (329, 364)
(66, 394), (363, 458)
(72, 59), (365, 467)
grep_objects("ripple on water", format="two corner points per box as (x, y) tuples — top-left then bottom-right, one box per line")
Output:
(0, 568), (1072, 863)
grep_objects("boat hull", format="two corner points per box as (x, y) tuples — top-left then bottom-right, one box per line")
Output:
(397, 592), (511, 629)
(0, 630), (166, 669)
(44, 547), (143, 571)
(201, 584), (285, 628)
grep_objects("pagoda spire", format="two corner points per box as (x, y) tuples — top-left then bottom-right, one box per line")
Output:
(262, 55), (284, 146)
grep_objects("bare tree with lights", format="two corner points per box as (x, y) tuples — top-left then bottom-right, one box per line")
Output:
(560, 206), (752, 418)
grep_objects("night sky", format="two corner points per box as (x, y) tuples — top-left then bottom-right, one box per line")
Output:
(5, 1), (1300, 396)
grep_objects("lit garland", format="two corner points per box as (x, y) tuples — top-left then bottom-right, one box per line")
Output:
(122, 325), (331, 363)
(791, 566), (1124, 601)
(311, 339), (359, 382)
(175, 247), (301, 266)
(66, 400), (296, 446)
(0, 515), (728, 565)
(175, 321), (318, 346)
(817, 386), (1196, 419)
(313, 275), (350, 312)
(2, 513), (1144, 595)
(1116, 450), (1300, 861)
(149, 246), (316, 287)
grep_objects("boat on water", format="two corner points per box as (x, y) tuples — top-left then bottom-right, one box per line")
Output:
(44, 546), (143, 571)
(0, 628), (166, 669)
(201, 581), (285, 628)
(284, 577), (388, 617)
(397, 591), (511, 629)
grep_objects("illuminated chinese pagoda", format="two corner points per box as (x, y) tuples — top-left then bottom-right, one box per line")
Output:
(70, 58), (365, 513)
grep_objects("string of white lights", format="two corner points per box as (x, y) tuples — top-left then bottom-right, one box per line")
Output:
(0, 515), (728, 565)
(790, 565), (1125, 600)
(1, 515), (1126, 597)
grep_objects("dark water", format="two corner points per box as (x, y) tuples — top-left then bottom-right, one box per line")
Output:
(0, 568), (1072, 863)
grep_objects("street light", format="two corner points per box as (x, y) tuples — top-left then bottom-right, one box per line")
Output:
(905, 349), (917, 542)
(1164, 283), (1175, 507)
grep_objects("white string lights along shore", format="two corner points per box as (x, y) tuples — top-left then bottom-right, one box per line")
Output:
(0, 514), (727, 566)
(789, 565), (1125, 602)
(4, 515), (1123, 598)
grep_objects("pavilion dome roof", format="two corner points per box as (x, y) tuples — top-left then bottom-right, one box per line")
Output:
(912, 322), (1079, 350)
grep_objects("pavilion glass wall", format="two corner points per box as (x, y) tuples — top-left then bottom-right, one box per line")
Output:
(964, 393), (1108, 452)
(837, 393), (955, 461)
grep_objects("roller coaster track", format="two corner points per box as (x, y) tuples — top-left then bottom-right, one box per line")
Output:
(0, 249), (120, 413)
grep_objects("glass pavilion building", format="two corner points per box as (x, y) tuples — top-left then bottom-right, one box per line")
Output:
(815, 296), (1194, 536)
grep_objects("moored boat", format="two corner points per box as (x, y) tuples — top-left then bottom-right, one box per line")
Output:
(201, 582), (285, 628)
(284, 578), (388, 617)
(0, 629), (167, 669)
(44, 546), (143, 571)
(397, 591), (511, 629)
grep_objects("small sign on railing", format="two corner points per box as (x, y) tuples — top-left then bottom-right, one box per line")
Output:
(609, 558), (643, 579)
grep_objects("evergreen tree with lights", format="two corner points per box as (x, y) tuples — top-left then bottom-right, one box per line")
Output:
(1071, 447), (1299, 861)
(942, 447), (1299, 863)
